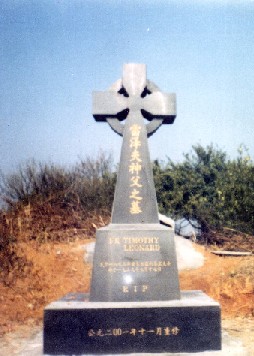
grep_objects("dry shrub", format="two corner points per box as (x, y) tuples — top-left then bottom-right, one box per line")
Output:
(0, 153), (115, 214)
(204, 227), (253, 253)
(0, 230), (33, 286)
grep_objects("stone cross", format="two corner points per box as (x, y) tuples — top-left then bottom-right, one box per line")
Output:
(43, 65), (221, 356)
(93, 63), (176, 224)
(90, 64), (180, 302)
(93, 63), (176, 137)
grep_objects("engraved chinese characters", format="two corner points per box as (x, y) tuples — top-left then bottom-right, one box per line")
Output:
(88, 326), (180, 338)
(129, 124), (143, 215)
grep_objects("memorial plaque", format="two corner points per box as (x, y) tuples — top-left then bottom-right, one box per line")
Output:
(90, 225), (179, 301)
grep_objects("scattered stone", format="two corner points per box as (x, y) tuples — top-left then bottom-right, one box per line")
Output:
(211, 251), (252, 257)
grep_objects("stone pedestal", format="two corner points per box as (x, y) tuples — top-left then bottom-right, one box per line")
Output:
(43, 291), (221, 355)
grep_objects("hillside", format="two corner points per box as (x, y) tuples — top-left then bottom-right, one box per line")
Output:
(0, 203), (253, 353)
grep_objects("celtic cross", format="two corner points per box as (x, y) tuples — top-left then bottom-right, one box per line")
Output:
(93, 63), (176, 137)
(93, 63), (176, 224)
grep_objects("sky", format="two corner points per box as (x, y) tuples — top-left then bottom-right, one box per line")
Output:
(1, 0), (254, 175)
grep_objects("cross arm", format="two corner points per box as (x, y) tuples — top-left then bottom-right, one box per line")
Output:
(142, 92), (176, 124)
(93, 92), (127, 122)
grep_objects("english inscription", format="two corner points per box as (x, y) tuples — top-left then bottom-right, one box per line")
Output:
(110, 236), (161, 251)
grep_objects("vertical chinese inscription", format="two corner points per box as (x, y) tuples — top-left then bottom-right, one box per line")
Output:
(129, 124), (143, 215)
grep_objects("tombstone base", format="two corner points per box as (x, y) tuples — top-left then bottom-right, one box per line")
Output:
(43, 291), (221, 355)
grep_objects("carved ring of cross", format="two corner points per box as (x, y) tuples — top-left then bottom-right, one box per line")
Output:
(93, 64), (176, 137)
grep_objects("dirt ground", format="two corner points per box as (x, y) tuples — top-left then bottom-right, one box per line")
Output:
(0, 232), (253, 353)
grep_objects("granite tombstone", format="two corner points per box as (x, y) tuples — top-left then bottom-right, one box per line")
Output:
(90, 63), (180, 302)
(43, 63), (221, 355)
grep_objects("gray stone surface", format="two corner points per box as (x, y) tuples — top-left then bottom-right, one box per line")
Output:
(110, 108), (159, 224)
(93, 63), (176, 133)
(92, 63), (176, 224)
(2, 329), (248, 356)
(84, 234), (204, 271)
(90, 224), (180, 301)
(43, 291), (221, 355)
(90, 63), (180, 303)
